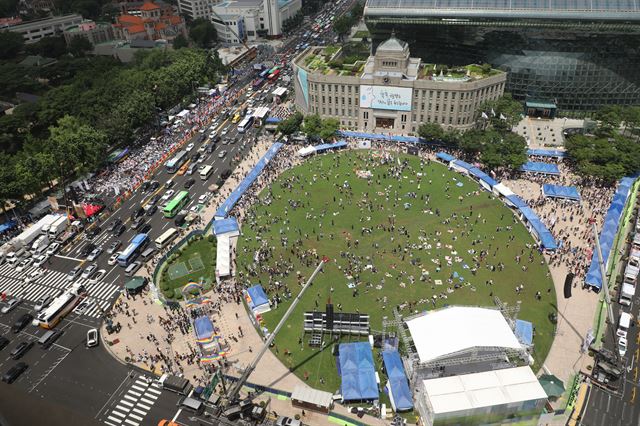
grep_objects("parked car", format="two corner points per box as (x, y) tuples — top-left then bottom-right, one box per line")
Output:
(148, 194), (161, 206)
(218, 150), (227, 159)
(86, 226), (101, 240)
(125, 261), (142, 276)
(67, 265), (82, 281)
(2, 362), (28, 383)
(0, 336), (9, 351)
(74, 299), (91, 315)
(161, 189), (175, 201)
(165, 179), (175, 189)
(46, 242), (60, 256)
(113, 223), (126, 237)
(24, 269), (44, 285)
(149, 180), (160, 192)
(107, 219), (122, 233)
(186, 143), (195, 151)
(131, 207), (145, 220)
(145, 204), (158, 216)
(80, 243), (96, 258)
(15, 257), (33, 273)
(12, 313), (34, 333)
(139, 224), (152, 235)
(32, 254), (47, 268)
(89, 269), (107, 284)
(108, 240), (122, 254)
(1, 299), (21, 314)
(131, 217), (145, 230)
(198, 194), (209, 204)
(34, 295), (53, 312)
(184, 178), (196, 189)
(275, 416), (302, 426)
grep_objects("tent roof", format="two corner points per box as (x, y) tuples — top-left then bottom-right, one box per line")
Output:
(520, 161), (560, 175)
(125, 276), (146, 290)
(246, 284), (269, 308)
(515, 319), (533, 346)
(313, 140), (348, 153)
(542, 184), (581, 201)
(527, 148), (566, 158)
(406, 307), (522, 363)
(421, 366), (547, 414)
(436, 152), (455, 162)
(339, 342), (378, 401)
(382, 350), (413, 411)
(213, 217), (240, 236)
(194, 315), (215, 340)
(291, 385), (333, 408)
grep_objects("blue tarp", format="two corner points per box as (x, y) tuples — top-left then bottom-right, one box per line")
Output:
(212, 217), (240, 235)
(542, 184), (581, 201)
(452, 159), (473, 171)
(515, 319), (533, 346)
(194, 316), (215, 340)
(339, 342), (378, 401)
(505, 194), (528, 208)
(586, 176), (637, 290)
(313, 140), (348, 154)
(527, 148), (567, 158)
(246, 285), (269, 310)
(519, 206), (557, 250)
(520, 161), (560, 175)
(382, 350), (413, 411)
(0, 220), (17, 233)
(436, 152), (455, 163)
(215, 143), (283, 218)
(468, 166), (498, 189)
(265, 117), (282, 124)
(338, 130), (425, 144)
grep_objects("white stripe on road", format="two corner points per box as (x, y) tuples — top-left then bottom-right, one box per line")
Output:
(119, 400), (134, 407)
(107, 416), (122, 424)
(128, 414), (144, 421)
(53, 254), (84, 262)
(132, 408), (147, 416)
(139, 397), (155, 405)
(123, 419), (139, 426)
(136, 403), (151, 411)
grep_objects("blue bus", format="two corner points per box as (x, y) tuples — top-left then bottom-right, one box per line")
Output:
(117, 233), (149, 267)
(259, 69), (270, 79)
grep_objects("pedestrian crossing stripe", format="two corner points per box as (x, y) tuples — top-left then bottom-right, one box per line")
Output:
(104, 376), (161, 426)
(0, 263), (120, 319)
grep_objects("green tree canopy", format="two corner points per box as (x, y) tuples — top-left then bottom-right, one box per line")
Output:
(173, 34), (189, 49)
(68, 36), (93, 57)
(418, 122), (444, 141)
(477, 93), (522, 131)
(319, 118), (339, 140)
(277, 111), (303, 135)
(303, 114), (322, 138)
(0, 30), (24, 60)
(188, 18), (217, 48)
(566, 134), (640, 184)
(26, 36), (67, 58)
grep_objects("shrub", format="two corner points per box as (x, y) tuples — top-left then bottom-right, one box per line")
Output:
(163, 288), (174, 298)
(175, 292), (183, 300)
(208, 235), (215, 242)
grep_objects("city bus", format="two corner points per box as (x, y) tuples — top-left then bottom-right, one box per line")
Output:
(155, 228), (178, 249)
(259, 68), (270, 79)
(231, 113), (241, 124)
(117, 233), (149, 267)
(199, 165), (213, 180)
(165, 150), (188, 174)
(252, 78), (265, 90)
(163, 191), (190, 218)
(237, 116), (254, 133)
(35, 283), (85, 329)
(268, 69), (281, 81)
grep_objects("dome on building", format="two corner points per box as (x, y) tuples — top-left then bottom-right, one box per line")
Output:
(377, 34), (408, 53)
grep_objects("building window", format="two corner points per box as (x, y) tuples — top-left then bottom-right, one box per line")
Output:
(401, 114), (407, 123)
(363, 111), (369, 119)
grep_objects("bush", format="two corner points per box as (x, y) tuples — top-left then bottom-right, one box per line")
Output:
(175, 292), (184, 300)
(163, 288), (174, 298)
(208, 235), (215, 242)
(202, 282), (212, 291)
(160, 281), (170, 291)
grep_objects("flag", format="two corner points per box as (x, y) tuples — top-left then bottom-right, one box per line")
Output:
(500, 113), (507, 120)
(481, 112), (489, 119)
(491, 108), (496, 116)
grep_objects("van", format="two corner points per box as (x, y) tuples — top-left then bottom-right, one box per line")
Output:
(6, 247), (26, 265)
(141, 247), (156, 261)
(178, 396), (204, 414)
(617, 312), (632, 338)
(38, 329), (64, 349)
(186, 163), (198, 176)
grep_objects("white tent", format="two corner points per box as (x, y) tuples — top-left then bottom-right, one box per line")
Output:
(405, 306), (522, 364)
(492, 183), (514, 198)
(216, 234), (231, 278)
(297, 146), (315, 157)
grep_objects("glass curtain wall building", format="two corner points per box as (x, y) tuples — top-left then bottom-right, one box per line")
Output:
(364, 0), (640, 113)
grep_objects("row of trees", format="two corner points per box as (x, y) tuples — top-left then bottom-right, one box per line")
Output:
(333, 2), (364, 40)
(282, 10), (304, 33)
(276, 112), (339, 141)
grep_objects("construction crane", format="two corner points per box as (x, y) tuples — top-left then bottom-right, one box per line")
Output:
(225, 256), (330, 404)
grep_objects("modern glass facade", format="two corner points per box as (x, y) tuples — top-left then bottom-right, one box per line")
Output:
(364, 8), (640, 112)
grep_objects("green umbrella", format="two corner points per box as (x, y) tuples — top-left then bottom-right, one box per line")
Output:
(538, 374), (565, 397)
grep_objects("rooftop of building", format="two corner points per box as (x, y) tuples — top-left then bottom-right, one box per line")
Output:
(8, 13), (82, 29)
(139, 0), (160, 10)
(215, 0), (263, 9)
(295, 43), (502, 81)
(364, 0), (640, 21)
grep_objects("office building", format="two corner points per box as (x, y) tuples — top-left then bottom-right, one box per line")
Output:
(364, 0), (640, 112)
(210, 0), (300, 41)
(293, 36), (505, 135)
(7, 14), (83, 43)
(177, 0), (218, 20)
(63, 20), (115, 46)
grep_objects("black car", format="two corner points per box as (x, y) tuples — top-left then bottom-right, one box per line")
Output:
(145, 205), (157, 216)
(10, 341), (33, 359)
(174, 214), (186, 227)
(140, 181), (150, 192)
(139, 224), (152, 235)
(184, 178), (196, 189)
(148, 194), (161, 206)
(86, 226), (101, 240)
(0, 336), (9, 351)
(221, 169), (232, 179)
(107, 219), (122, 233)
(131, 207), (145, 220)
(12, 314), (34, 334)
(191, 152), (201, 163)
(206, 143), (216, 153)
(113, 223), (126, 237)
(80, 243), (96, 258)
(2, 362), (28, 384)
(149, 180), (160, 191)
(131, 217), (145, 230)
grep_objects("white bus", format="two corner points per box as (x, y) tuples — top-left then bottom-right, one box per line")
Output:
(155, 228), (178, 249)
(199, 165), (213, 180)
(35, 282), (85, 329)
(237, 116), (254, 133)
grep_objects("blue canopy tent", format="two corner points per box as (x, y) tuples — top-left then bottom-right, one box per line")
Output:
(215, 142), (283, 219)
(338, 130), (425, 144)
(339, 342), (378, 401)
(245, 284), (270, 313)
(313, 140), (348, 154)
(0, 220), (17, 233)
(527, 148), (567, 158)
(505, 194), (528, 209)
(520, 161), (560, 175)
(519, 206), (558, 250)
(382, 350), (413, 411)
(468, 166), (498, 190)
(436, 152), (455, 163)
(586, 176), (637, 290)
(212, 217), (240, 236)
(542, 184), (581, 201)
(194, 316), (217, 351)
(515, 319), (534, 346)
(265, 117), (282, 124)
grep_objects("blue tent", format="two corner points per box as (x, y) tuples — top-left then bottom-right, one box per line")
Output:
(313, 140), (348, 154)
(338, 130), (425, 144)
(194, 316), (215, 341)
(246, 285), (269, 310)
(505, 194), (528, 209)
(542, 184), (581, 201)
(212, 217), (240, 235)
(586, 176), (637, 290)
(265, 117), (282, 124)
(382, 350), (413, 411)
(527, 148), (567, 158)
(339, 342), (378, 401)
(215, 143), (283, 218)
(436, 152), (455, 163)
(515, 319), (534, 346)
(0, 220), (17, 233)
(520, 161), (560, 175)
(519, 206), (558, 250)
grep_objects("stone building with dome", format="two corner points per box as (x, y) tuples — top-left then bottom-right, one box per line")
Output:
(292, 36), (507, 134)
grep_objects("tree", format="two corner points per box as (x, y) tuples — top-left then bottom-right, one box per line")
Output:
(0, 30), (24, 59)
(418, 122), (444, 141)
(277, 111), (303, 135)
(0, 153), (21, 212)
(333, 16), (352, 40)
(0, 0), (19, 17)
(26, 36), (68, 58)
(477, 93), (522, 131)
(189, 18), (217, 48)
(173, 34), (189, 49)
(319, 118), (339, 140)
(479, 131), (527, 171)
(303, 114), (322, 138)
(68, 36), (93, 57)
(565, 134), (640, 184)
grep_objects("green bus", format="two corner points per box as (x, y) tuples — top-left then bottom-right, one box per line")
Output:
(163, 191), (190, 218)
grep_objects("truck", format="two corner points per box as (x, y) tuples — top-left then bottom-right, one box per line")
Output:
(158, 374), (192, 395)
(40, 214), (61, 234)
(619, 265), (638, 306)
(14, 214), (58, 247)
(31, 235), (49, 254)
(48, 216), (69, 239)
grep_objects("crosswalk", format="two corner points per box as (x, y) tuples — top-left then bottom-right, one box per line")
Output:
(105, 376), (162, 426)
(0, 264), (121, 319)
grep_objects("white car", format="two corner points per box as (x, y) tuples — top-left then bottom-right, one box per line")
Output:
(185, 143), (195, 151)
(46, 242), (60, 256)
(24, 269), (45, 284)
(161, 189), (175, 201)
(87, 247), (103, 262)
(190, 205), (200, 213)
(74, 299), (91, 315)
(198, 193), (209, 204)
(220, 128), (228, 136)
(198, 127), (206, 134)
(1, 298), (21, 314)
(34, 295), (53, 312)
(619, 336), (628, 357)
(15, 257), (33, 272)
(90, 269), (107, 284)
(32, 254), (47, 267)
(86, 328), (99, 348)
(108, 253), (120, 266)
(81, 263), (98, 279)
(218, 150), (227, 159)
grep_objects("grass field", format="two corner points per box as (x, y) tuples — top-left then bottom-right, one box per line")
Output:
(236, 151), (556, 395)
(160, 237), (216, 298)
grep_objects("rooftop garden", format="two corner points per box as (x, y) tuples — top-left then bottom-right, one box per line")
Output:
(421, 63), (502, 80)
(302, 42), (369, 76)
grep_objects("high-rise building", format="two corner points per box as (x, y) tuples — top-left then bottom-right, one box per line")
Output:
(210, 0), (300, 41)
(177, 0), (218, 20)
(7, 14), (84, 43)
(364, 0), (640, 112)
